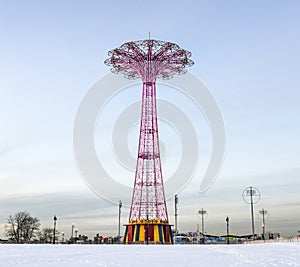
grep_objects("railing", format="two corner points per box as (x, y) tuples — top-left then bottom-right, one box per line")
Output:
(243, 237), (300, 244)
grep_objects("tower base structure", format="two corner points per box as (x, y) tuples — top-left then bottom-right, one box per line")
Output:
(124, 220), (173, 244)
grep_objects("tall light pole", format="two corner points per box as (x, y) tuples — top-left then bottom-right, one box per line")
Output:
(53, 216), (57, 244)
(242, 186), (261, 241)
(226, 216), (229, 245)
(175, 195), (178, 235)
(118, 200), (122, 244)
(198, 209), (207, 242)
(259, 208), (268, 240)
(250, 188), (255, 240)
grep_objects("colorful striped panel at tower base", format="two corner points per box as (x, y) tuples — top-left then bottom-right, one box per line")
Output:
(124, 223), (173, 244)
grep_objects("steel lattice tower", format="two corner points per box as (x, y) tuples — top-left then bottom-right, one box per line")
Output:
(105, 38), (193, 244)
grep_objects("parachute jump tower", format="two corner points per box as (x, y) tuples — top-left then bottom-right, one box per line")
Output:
(105, 37), (193, 244)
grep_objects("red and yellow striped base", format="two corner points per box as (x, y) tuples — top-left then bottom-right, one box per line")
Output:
(124, 220), (173, 244)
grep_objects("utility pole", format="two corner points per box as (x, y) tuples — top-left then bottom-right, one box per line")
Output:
(175, 195), (178, 235)
(259, 208), (268, 240)
(118, 200), (122, 244)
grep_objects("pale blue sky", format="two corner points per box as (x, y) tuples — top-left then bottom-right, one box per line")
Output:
(0, 0), (299, 238)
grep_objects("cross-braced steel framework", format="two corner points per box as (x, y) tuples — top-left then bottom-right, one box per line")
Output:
(105, 39), (193, 244)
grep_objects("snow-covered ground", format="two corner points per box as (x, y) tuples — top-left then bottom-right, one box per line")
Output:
(0, 242), (299, 267)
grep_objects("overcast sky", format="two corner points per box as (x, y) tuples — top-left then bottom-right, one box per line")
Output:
(0, 0), (300, 239)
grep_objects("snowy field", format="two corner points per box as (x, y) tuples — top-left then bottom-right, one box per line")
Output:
(0, 243), (299, 267)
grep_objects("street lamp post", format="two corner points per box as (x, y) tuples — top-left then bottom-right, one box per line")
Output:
(259, 208), (268, 240)
(118, 200), (122, 244)
(53, 216), (57, 244)
(74, 229), (78, 244)
(175, 195), (178, 235)
(71, 223), (75, 243)
(226, 216), (229, 245)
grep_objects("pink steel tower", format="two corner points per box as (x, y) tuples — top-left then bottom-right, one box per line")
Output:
(105, 39), (193, 244)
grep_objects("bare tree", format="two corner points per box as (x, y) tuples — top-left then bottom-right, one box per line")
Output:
(38, 227), (59, 243)
(5, 211), (40, 243)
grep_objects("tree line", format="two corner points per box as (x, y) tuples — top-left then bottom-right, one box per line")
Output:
(4, 211), (59, 243)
